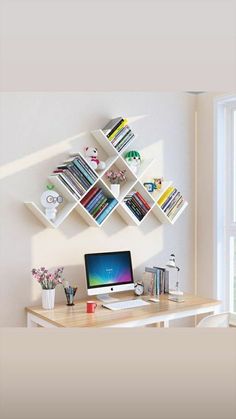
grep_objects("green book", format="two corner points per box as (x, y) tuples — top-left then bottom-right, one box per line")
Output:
(91, 196), (108, 216)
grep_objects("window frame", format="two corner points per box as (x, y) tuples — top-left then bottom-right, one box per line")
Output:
(214, 96), (236, 311)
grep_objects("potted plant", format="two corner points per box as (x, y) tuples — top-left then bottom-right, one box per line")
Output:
(32, 266), (64, 309)
(105, 169), (126, 198)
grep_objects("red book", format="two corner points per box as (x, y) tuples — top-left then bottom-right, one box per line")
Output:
(80, 187), (100, 206)
(135, 191), (151, 210)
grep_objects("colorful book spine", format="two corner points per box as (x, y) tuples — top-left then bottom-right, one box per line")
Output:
(91, 197), (108, 216)
(161, 189), (178, 210)
(158, 186), (175, 206)
(164, 192), (181, 214)
(85, 190), (105, 212)
(108, 119), (128, 141)
(166, 195), (183, 216)
(76, 156), (98, 181)
(106, 118), (124, 137)
(56, 174), (81, 199)
(132, 194), (150, 214)
(94, 202), (109, 219)
(80, 187), (100, 206)
(125, 202), (143, 221)
(111, 126), (131, 146)
(96, 199), (118, 224)
(73, 159), (94, 184)
(116, 133), (135, 152)
(135, 191), (151, 210)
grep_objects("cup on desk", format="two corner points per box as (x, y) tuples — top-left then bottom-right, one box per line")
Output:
(86, 301), (97, 313)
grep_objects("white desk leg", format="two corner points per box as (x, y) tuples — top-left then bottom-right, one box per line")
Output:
(27, 313), (38, 327)
(163, 320), (169, 328)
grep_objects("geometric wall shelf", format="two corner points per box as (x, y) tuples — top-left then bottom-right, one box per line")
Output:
(24, 118), (188, 228)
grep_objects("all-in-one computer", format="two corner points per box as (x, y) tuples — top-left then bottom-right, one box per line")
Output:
(84, 250), (149, 310)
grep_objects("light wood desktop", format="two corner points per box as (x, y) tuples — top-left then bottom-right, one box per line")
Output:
(26, 292), (221, 328)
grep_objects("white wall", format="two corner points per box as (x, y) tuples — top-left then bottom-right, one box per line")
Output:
(0, 92), (195, 326)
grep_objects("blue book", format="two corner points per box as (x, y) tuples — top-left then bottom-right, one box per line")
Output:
(73, 159), (94, 184)
(96, 199), (118, 224)
(86, 190), (105, 212)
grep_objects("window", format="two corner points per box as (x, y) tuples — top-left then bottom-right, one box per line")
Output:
(216, 97), (236, 311)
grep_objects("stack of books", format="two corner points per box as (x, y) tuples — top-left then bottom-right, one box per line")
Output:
(102, 117), (135, 152)
(124, 191), (151, 221)
(144, 267), (169, 296)
(80, 187), (118, 225)
(51, 155), (98, 200)
(157, 186), (185, 221)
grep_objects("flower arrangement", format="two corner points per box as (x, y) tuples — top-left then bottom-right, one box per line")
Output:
(32, 267), (64, 289)
(105, 169), (126, 185)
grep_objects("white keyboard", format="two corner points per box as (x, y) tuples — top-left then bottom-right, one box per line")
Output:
(102, 299), (150, 311)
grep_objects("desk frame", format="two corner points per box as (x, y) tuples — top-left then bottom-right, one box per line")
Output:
(27, 303), (219, 328)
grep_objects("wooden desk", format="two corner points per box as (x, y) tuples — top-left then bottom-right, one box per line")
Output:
(26, 292), (221, 328)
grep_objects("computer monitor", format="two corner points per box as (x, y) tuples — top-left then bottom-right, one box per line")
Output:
(84, 251), (134, 302)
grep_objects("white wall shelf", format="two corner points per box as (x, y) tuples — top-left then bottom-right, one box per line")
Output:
(24, 117), (188, 228)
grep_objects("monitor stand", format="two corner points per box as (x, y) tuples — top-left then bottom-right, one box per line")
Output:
(96, 294), (119, 303)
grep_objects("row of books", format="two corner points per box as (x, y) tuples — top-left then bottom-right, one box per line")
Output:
(124, 191), (151, 222)
(144, 267), (169, 296)
(102, 117), (135, 152)
(157, 186), (185, 221)
(51, 155), (98, 200)
(80, 187), (118, 225)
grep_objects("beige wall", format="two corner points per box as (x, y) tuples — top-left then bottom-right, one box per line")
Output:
(0, 92), (196, 326)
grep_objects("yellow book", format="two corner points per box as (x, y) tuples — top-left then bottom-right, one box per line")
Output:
(108, 119), (128, 141)
(157, 187), (175, 206)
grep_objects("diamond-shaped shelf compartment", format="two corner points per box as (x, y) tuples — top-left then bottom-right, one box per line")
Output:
(91, 128), (136, 160)
(117, 181), (155, 226)
(25, 117), (188, 228)
(101, 157), (137, 201)
(151, 181), (189, 225)
(25, 175), (78, 228)
(75, 179), (119, 227)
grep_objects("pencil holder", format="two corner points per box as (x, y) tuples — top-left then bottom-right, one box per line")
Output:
(64, 286), (77, 306)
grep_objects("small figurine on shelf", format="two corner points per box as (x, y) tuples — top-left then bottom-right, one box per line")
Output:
(84, 146), (106, 171)
(105, 169), (126, 198)
(144, 177), (163, 193)
(124, 150), (141, 174)
(40, 185), (63, 221)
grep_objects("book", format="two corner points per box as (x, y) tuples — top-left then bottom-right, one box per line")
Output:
(158, 186), (175, 206)
(111, 126), (131, 146)
(94, 202), (109, 219)
(168, 200), (185, 220)
(85, 190), (105, 212)
(80, 187), (100, 206)
(125, 201), (143, 221)
(90, 196), (108, 216)
(73, 159), (95, 184)
(116, 133), (135, 152)
(102, 117), (124, 136)
(127, 200), (144, 219)
(144, 267), (158, 296)
(76, 156), (98, 181)
(108, 119), (128, 141)
(166, 195), (183, 217)
(132, 193), (150, 214)
(135, 191), (151, 210)
(161, 189), (178, 210)
(53, 173), (81, 199)
(130, 196), (147, 216)
(96, 199), (118, 224)
(164, 192), (182, 214)
(50, 173), (81, 199)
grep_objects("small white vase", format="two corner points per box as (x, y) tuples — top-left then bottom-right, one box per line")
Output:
(111, 184), (120, 199)
(42, 289), (55, 309)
